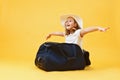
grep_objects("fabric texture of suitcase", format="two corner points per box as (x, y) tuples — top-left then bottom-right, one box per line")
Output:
(35, 42), (86, 71)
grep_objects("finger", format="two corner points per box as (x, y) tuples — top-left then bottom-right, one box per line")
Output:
(46, 36), (48, 40)
(104, 27), (109, 31)
(106, 27), (110, 30)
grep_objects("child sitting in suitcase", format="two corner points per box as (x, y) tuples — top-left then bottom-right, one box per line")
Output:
(46, 14), (109, 66)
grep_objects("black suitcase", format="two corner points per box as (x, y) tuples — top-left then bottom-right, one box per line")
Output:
(35, 42), (86, 71)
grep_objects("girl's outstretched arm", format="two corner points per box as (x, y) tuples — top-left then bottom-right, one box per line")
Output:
(80, 27), (109, 37)
(46, 32), (64, 40)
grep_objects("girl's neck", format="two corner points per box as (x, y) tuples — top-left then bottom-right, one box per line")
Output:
(65, 28), (80, 35)
(69, 30), (75, 34)
(69, 28), (77, 34)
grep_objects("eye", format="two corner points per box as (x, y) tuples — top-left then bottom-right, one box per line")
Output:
(65, 21), (68, 23)
(69, 20), (72, 22)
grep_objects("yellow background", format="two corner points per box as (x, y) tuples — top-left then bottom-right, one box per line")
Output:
(0, 0), (120, 80)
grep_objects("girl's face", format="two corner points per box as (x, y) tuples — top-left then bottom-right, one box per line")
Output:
(64, 17), (77, 30)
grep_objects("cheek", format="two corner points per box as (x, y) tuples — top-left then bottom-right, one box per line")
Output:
(64, 22), (68, 25)
(70, 23), (75, 26)
(74, 23), (77, 27)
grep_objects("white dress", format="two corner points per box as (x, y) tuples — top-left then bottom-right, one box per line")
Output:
(65, 29), (82, 48)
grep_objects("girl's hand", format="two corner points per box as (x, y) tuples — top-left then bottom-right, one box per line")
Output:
(46, 34), (51, 40)
(98, 27), (110, 32)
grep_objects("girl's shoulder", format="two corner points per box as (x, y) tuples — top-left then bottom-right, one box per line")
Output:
(75, 29), (82, 33)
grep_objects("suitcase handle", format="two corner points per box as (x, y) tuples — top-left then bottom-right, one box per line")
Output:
(44, 42), (77, 61)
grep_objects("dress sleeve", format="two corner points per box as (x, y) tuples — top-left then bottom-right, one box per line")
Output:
(76, 29), (82, 38)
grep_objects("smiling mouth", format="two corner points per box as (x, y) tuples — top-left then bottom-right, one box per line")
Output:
(66, 25), (70, 27)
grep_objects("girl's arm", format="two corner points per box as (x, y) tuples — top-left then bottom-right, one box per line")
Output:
(80, 27), (109, 37)
(46, 32), (64, 40)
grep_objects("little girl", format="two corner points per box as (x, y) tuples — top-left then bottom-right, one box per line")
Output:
(46, 14), (109, 66)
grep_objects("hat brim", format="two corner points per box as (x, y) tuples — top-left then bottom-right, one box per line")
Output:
(60, 14), (83, 29)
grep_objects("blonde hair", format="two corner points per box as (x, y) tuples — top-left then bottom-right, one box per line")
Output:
(65, 17), (80, 35)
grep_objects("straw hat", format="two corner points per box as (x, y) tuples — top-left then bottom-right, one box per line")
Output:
(60, 14), (83, 29)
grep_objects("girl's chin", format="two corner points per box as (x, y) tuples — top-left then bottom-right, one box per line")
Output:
(66, 27), (71, 30)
